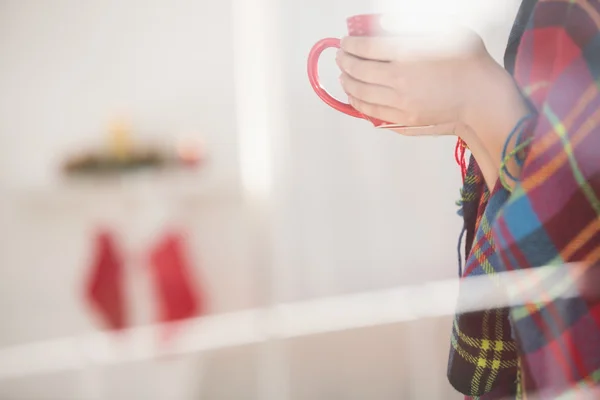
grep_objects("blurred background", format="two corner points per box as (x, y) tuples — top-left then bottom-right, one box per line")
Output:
(0, 0), (522, 398)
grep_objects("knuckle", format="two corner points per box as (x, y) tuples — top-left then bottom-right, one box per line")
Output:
(345, 58), (358, 76)
(351, 61), (368, 81)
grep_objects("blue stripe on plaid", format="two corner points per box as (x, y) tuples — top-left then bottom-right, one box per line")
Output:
(500, 195), (542, 241)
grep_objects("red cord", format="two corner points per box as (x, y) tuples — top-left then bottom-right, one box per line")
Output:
(454, 138), (467, 183)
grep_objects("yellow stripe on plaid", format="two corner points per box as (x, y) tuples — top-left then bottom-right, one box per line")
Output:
(464, 173), (480, 185)
(471, 311), (490, 394)
(500, 96), (600, 323)
(516, 358), (523, 400)
(505, 264), (571, 312)
(461, 191), (478, 203)
(471, 216), (500, 278)
(517, 87), (600, 195)
(523, 81), (552, 97)
(505, 55), (600, 229)
(450, 333), (519, 370)
(472, 247), (498, 280)
(576, 0), (600, 28)
(482, 189), (490, 203)
(453, 319), (517, 351)
(545, 104), (600, 216)
(522, 83), (597, 163)
(484, 309), (506, 392)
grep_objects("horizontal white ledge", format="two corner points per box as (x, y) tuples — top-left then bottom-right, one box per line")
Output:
(0, 265), (579, 381)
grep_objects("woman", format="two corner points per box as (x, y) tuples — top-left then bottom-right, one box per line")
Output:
(336, 0), (600, 398)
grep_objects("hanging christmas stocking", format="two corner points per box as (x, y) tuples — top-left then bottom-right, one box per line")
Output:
(149, 230), (207, 340)
(84, 230), (127, 330)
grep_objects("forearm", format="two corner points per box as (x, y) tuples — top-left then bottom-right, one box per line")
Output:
(459, 54), (530, 190)
(455, 123), (498, 189)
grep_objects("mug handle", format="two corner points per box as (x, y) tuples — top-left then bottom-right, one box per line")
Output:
(307, 38), (364, 119)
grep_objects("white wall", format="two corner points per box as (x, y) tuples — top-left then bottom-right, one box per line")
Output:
(0, 0), (239, 189)
(0, 0), (522, 398)
(0, 1), (253, 398)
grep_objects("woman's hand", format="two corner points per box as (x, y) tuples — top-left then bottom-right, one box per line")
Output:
(337, 31), (530, 188)
(336, 32), (487, 134)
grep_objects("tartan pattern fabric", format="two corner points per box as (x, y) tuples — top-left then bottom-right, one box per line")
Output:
(448, 0), (600, 398)
(449, 162), (520, 399)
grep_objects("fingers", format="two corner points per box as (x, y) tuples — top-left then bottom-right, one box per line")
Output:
(341, 33), (482, 62)
(335, 50), (398, 87)
(348, 95), (458, 134)
(347, 95), (409, 126)
(340, 36), (398, 62)
(339, 72), (401, 109)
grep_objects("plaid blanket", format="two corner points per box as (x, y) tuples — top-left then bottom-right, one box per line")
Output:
(447, 0), (600, 398)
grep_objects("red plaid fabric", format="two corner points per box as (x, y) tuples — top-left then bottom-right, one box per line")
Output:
(448, 0), (600, 398)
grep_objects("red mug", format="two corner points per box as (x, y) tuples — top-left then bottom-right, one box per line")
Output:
(308, 14), (403, 129)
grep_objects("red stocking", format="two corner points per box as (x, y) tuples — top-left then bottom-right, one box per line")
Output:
(149, 231), (206, 340)
(84, 230), (127, 330)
